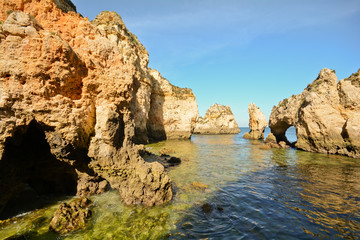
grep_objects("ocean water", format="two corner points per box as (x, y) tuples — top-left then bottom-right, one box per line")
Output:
(1, 128), (360, 239)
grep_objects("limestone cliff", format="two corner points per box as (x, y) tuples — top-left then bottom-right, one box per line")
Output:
(269, 68), (360, 158)
(194, 104), (240, 134)
(0, 0), (176, 216)
(89, 12), (199, 144)
(146, 70), (199, 141)
(243, 103), (267, 140)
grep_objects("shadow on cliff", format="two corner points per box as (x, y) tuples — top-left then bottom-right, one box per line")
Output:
(0, 120), (80, 220)
(147, 86), (167, 143)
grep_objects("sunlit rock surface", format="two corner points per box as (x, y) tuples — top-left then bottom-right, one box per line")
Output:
(194, 104), (240, 134)
(0, 0), (174, 217)
(243, 103), (267, 140)
(269, 68), (360, 158)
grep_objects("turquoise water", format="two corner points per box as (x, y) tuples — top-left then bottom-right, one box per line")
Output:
(1, 127), (360, 239)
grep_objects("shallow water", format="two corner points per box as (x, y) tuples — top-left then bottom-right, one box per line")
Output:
(1, 128), (360, 239)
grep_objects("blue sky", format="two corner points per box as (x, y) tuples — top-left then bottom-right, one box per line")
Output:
(72, 0), (360, 126)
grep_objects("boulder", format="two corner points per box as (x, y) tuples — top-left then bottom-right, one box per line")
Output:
(49, 197), (91, 234)
(190, 181), (208, 190)
(269, 68), (360, 158)
(243, 103), (267, 139)
(194, 104), (240, 134)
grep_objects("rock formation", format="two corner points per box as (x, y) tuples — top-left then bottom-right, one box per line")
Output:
(145, 70), (199, 142)
(49, 197), (92, 234)
(89, 12), (199, 144)
(194, 104), (240, 134)
(243, 103), (267, 139)
(0, 0), (179, 217)
(269, 68), (360, 158)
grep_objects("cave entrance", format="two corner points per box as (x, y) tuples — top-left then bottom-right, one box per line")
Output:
(0, 120), (78, 220)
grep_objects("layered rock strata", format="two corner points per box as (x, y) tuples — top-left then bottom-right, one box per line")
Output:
(269, 68), (360, 158)
(90, 12), (199, 144)
(0, 0), (176, 216)
(243, 103), (267, 139)
(145, 70), (198, 142)
(194, 104), (240, 134)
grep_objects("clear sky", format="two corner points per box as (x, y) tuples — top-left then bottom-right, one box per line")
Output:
(72, 0), (360, 126)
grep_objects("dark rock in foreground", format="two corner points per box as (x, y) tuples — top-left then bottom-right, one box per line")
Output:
(49, 197), (92, 234)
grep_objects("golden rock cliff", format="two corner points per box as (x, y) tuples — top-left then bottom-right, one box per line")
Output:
(0, 0), (181, 216)
(243, 103), (267, 140)
(269, 68), (360, 158)
(194, 104), (240, 134)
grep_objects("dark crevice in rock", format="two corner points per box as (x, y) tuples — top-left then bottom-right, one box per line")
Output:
(341, 120), (350, 140)
(0, 120), (78, 220)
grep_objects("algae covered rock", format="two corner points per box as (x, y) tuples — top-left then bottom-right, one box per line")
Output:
(49, 197), (91, 234)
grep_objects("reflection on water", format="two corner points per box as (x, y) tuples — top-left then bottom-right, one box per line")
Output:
(1, 133), (359, 239)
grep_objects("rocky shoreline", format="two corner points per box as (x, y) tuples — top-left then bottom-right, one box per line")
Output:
(0, 0), (240, 224)
(0, 0), (359, 235)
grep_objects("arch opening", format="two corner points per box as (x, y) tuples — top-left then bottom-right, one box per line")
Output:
(0, 120), (78, 219)
(285, 126), (298, 147)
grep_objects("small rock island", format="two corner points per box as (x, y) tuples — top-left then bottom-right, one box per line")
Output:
(194, 104), (240, 134)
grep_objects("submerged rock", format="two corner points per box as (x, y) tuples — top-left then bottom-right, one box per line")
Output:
(167, 157), (181, 165)
(159, 147), (175, 155)
(269, 68), (360, 158)
(49, 197), (91, 234)
(265, 132), (277, 143)
(243, 103), (267, 140)
(201, 203), (213, 214)
(190, 181), (208, 190)
(194, 104), (240, 134)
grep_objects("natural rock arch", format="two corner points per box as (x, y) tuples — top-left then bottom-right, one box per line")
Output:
(269, 68), (360, 157)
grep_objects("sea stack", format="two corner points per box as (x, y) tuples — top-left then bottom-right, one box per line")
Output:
(269, 68), (360, 158)
(243, 103), (267, 140)
(194, 104), (240, 134)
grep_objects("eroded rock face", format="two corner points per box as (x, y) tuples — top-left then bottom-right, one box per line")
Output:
(269, 68), (360, 158)
(146, 70), (199, 141)
(49, 197), (91, 234)
(243, 103), (267, 140)
(194, 104), (240, 134)
(0, 0), (173, 216)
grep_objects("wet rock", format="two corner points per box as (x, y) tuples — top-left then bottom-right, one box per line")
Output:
(243, 103), (268, 140)
(194, 104), (240, 134)
(267, 142), (282, 149)
(49, 197), (92, 234)
(216, 205), (224, 211)
(259, 144), (271, 150)
(167, 157), (181, 165)
(76, 174), (109, 197)
(159, 148), (174, 155)
(4, 235), (27, 240)
(191, 181), (208, 190)
(201, 203), (213, 214)
(265, 133), (277, 143)
(279, 141), (290, 149)
(182, 221), (193, 229)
